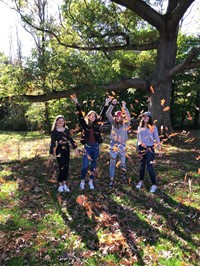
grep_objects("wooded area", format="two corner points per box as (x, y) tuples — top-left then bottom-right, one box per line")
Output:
(0, 0), (199, 134)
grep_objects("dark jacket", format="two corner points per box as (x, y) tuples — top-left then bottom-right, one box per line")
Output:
(76, 103), (108, 145)
(49, 128), (77, 154)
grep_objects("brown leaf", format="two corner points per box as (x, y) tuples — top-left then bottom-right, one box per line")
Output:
(163, 106), (170, 111)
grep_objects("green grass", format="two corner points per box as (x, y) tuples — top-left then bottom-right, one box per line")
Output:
(0, 130), (199, 265)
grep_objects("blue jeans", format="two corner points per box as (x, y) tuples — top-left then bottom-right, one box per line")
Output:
(138, 145), (156, 185)
(81, 143), (99, 180)
(109, 141), (126, 179)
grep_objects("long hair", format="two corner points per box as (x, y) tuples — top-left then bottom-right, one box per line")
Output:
(113, 119), (124, 129)
(85, 110), (98, 126)
(51, 115), (67, 131)
(139, 115), (153, 128)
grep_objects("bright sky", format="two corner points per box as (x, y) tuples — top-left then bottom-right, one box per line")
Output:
(0, 0), (199, 59)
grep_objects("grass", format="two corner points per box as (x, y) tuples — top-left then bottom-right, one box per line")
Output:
(0, 129), (199, 266)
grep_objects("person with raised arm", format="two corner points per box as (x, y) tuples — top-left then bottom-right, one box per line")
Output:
(106, 99), (131, 187)
(71, 95), (111, 190)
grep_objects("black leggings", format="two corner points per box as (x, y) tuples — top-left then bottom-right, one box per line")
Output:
(56, 145), (70, 182)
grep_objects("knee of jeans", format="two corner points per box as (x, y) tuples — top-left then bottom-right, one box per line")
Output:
(110, 157), (116, 165)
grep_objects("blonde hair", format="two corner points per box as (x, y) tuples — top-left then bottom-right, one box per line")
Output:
(51, 115), (67, 131)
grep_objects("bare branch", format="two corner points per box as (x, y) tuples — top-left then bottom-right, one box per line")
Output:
(168, 47), (200, 77)
(105, 77), (146, 91)
(111, 0), (164, 31)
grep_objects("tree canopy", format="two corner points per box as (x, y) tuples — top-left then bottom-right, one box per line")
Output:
(0, 0), (199, 132)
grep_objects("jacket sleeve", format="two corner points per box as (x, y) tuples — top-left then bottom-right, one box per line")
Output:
(49, 131), (56, 154)
(106, 105), (115, 124)
(99, 105), (109, 122)
(76, 104), (87, 129)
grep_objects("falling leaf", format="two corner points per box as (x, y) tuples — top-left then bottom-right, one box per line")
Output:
(111, 91), (116, 95)
(76, 195), (88, 206)
(116, 161), (121, 167)
(161, 99), (165, 106)
(150, 86), (155, 93)
(148, 124), (155, 132)
(163, 106), (170, 111)
(57, 196), (62, 206)
(134, 99), (139, 103)
(184, 138), (194, 143)
(91, 100), (95, 106)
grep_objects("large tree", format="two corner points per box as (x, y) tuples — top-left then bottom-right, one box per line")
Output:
(1, 0), (200, 133)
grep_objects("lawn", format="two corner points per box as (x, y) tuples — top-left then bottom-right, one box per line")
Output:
(0, 130), (199, 266)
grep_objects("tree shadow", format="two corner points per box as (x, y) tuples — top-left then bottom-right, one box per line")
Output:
(1, 138), (200, 265)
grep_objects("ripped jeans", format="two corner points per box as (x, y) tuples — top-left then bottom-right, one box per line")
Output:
(109, 141), (126, 179)
(81, 143), (99, 180)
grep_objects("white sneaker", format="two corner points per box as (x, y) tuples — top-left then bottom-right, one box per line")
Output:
(58, 185), (64, 192)
(80, 181), (85, 190)
(150, 185), (157, 193)
(63, 184), (70, 192)
(89, 180), (94, 190)
(136, 181), (143, 189)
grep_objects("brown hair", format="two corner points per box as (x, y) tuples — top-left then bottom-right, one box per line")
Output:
(139, 115), (154, 128)
(85, 110), (98, 126)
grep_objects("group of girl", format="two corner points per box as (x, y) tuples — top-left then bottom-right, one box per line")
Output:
(49, 96), (162, 193)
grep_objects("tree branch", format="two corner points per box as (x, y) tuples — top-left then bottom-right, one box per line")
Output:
(0, 78), (146, 104)
(166, 0), (196, 30)
(111, 0), (164, 31)
(14, 4), (159, 52)
(168, 47), (200, 77)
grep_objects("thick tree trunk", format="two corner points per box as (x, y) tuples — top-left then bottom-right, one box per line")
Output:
(148, 30), (178, 134)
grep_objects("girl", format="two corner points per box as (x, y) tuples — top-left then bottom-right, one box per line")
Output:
(71, 95), (111, 190)
(49, 115), (77, 192)
(106, 99), (131, 187)
(136, 111), (162, 193)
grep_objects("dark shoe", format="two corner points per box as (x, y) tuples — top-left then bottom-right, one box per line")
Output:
(122, 174), (128, 182)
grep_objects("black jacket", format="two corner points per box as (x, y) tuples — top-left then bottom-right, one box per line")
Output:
(49, 128), (77, 154)
(76, 104), (108, 145)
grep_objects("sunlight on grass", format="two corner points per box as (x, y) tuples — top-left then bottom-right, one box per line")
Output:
(0, 130), (199, 265)
(0, 181), (18, 197)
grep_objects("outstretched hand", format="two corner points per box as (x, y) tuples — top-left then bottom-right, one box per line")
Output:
(122, 101), (126, 108)
(70, 94), (78, 104)
(105, 96), (113, 106)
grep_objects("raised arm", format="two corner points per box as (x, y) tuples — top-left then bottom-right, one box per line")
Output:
(71, 95), (87, 128)
(99, 96), (112, 122)
(122, 101), (131, 125)
(106, 98), (117, 124)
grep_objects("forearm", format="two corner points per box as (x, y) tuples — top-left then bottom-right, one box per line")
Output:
(106, 104), (115, 123)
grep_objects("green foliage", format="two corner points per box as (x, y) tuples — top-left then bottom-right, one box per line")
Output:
(171, 35), (200, 127)
(0, 102), (29, 131)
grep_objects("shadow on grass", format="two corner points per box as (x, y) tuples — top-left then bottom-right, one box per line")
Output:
(0, 139), (200, 264)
